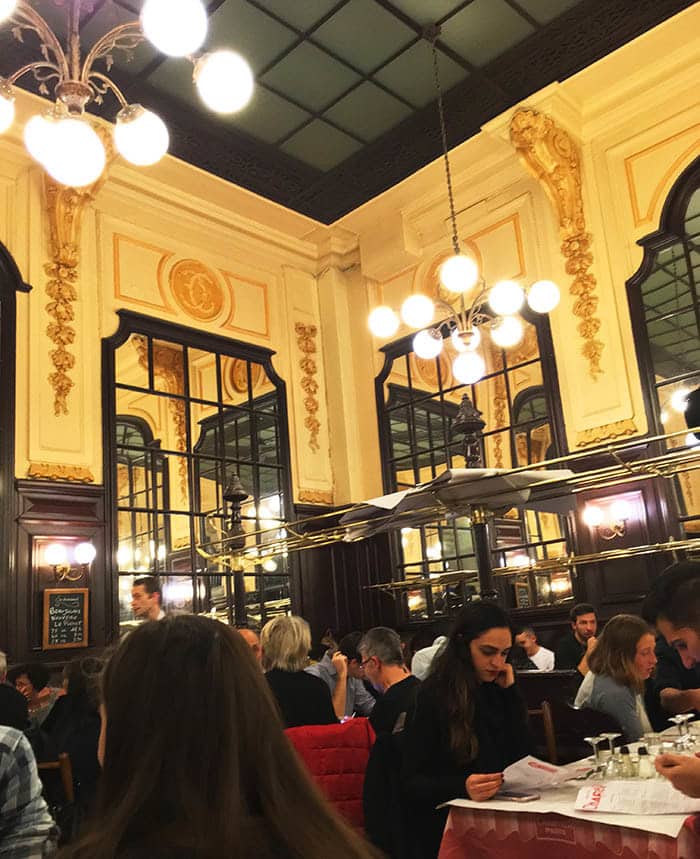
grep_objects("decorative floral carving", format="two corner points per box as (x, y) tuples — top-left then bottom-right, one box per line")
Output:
(132, 335), (188, 496)
(509, 108), (604, 380)
(575, 418), (638, 448)
(227, 358), (262, 395)
(295, 323), (321, 453)
(169, 259), (224, 321)
(27, 462), (95, 483)
(492, 377), (508, 469)
(298, 489), (334, 505)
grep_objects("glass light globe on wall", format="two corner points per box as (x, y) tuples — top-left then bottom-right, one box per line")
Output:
(41, 118), (106, 187)
(671, 388), (689, 413)
(452, 351), (485, 385)
(488, 280), (525, 316)
(413, 328), (443, 359)
(610, 499), (631, 524)
(490, 315), (523, 348)
(439, 254), (479, 294)
(0, 80), (14, 134)
(45, 543), (68, 566)
(141, 0), (207, 57)
(74, 542), (97, 565)
(368, 305), (399, 338)
(0, 0), (16, 24)
(114, 105), (169, 166)
(400, 294), (434, 329)
(527, 279), (560, 314)
(582, 505), (604, 528)
(194, 51), (254, 114)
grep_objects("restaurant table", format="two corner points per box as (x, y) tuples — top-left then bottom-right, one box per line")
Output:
(438, 795), (700, 858)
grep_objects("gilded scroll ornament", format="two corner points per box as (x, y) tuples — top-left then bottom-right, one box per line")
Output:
(575, 418), (638, 448)
(298, 489), (334, 505)
(295, 322), (321, 453)
(169, 259), (224, 321)
(492, 378), (508, 469)
(509, 108), (604, 380)
(27, 462), (95, 483)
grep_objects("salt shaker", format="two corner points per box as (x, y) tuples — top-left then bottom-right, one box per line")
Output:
(637, 746), (654, 779)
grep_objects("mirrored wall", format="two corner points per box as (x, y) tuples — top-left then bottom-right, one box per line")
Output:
(105, 314), (292, 634)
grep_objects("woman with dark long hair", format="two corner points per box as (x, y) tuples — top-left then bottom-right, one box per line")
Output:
(402, 602), (531, 858)
(59, 614), (378, 859)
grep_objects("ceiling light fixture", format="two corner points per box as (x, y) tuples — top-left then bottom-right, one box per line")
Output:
(366, 26), (560, 385)
(0, 0), (254, 187)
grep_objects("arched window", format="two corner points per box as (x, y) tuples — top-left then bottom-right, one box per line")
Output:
(627, 156), (700, 536)
(104, 312), (293, 633)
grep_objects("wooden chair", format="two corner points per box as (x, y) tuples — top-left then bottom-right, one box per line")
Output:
(544, 699), (623, 764)
(527, 702), (557, 764)
(38, 752), (74, 805)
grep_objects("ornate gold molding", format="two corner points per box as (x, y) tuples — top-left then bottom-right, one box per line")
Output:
(575, 418), (638, 448)
(509, 108), (604, 380)
(27, 462), (95, 483)
(298, 489), (334, 505)
(294, 322), (321, 453)
(492, 378), (508, 469)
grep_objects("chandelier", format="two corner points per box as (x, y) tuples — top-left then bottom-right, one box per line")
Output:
(367, 27), (560, 386)
(0, 0), (254, 187)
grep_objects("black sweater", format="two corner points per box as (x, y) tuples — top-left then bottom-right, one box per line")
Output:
(401, 679), (532, 859)
(265, 668), (337, 728)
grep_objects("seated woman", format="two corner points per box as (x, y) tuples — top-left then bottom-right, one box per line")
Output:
(402, 602), (532, 859)
(575, 613), (657, 742)
(60, 615), (377, 859)
(261, 615), (338, 728)
(8, 663), (63, 728)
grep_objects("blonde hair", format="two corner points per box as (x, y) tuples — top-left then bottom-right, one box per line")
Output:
(261, 614), (311, 672)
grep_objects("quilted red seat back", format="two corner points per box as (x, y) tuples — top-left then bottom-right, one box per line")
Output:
(285, 717), (375, 829)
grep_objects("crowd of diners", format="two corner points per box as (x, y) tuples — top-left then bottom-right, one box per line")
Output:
(1, 562), (699, 858)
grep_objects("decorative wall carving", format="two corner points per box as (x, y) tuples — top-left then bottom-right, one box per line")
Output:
(169, 258), (224, 321)
(575, 418), (638, 448)
(227, 357), (262, 395)
(44, 171), (105, 416)
(509, 108), (604, 380)
(492, 377), (508, 469)
(27, 462), (95, 483)
(294, 322), (321, 453)
(298, 489), (334, 505)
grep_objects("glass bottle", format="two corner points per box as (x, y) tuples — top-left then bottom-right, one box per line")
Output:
(637, 746), (654, 779)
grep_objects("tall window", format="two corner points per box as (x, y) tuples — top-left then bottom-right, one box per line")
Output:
(376, 315), (570, 620)
(105, 313), (293, 633)
(628, 157), (700, 535)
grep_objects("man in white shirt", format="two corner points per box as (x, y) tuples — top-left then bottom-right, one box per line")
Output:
(131, 576), (166, 621)
(411, 635), (448, 680)
(514, 626), (555, 671)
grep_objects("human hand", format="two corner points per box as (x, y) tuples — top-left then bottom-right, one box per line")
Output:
(586, 636), (598, 653)
(655, 753), (700, 798)
(495, 664), (515, 688)
(466, 773), (504, 801)
(332, 650), (348, 678)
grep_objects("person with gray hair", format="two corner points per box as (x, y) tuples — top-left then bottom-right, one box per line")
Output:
(0, 652), (29, 732)
(359, 627), (420, 736)
(261, 615), (337, 728)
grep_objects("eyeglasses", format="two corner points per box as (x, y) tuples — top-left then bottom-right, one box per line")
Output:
(359, 657), (375, 669)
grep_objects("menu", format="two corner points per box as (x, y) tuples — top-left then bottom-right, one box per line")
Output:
(43, 588), (89, 650)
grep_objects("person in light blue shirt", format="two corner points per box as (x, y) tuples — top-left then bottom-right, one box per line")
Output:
(306, 632), (375, 719)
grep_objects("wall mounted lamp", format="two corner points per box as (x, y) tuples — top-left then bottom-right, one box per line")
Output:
(582, 499), (631, 541)
(44, 541), (96, 582)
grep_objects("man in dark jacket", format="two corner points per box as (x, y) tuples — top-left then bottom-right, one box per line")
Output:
(0, 652), (29, 731)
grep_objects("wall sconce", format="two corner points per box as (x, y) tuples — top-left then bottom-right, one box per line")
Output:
(44, 541), (96, 582)
(582, 499), (631, 541)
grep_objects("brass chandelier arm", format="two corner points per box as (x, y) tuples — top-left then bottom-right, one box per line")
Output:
(12, 2), (70, 81)
(80, 22), (145, 86)
(87, 71), (128, 108)
(7, 60), (61, 87)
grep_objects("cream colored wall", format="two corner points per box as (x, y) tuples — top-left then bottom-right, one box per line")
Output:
(0, 5), (698, 510)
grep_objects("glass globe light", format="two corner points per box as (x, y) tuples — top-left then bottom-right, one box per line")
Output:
(400, 294), (434, 329)
(527, 279), (560, 314)
(42, 118), (106, 187)
(490, 315), (524, 348)
(0, 0), (16, 24)
(671, 388), (689, 413)
(141, 0), (207, 56)
(582, 505), (604, 528)
(114, 105), (169, 166)
(75, 542), (97, 565)
(262, 558), (278, 572)
(24, 112), (58, 166)
(0, 80), (14, 134)
(452, 351), (485, 385)
(610, 500), (631, 524)
(489, 280), (525, 316)
(45, 543), (67, 566)
(413, 328), (443, 360)
(451, 326), (480, 353)
(368, 305), (399, 338)
(439, 254), (479, 294)
(194, 50), (254, 114)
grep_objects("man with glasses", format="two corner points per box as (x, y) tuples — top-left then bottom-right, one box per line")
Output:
(306, 631), (375, 719)
(359, 627), (419, 736)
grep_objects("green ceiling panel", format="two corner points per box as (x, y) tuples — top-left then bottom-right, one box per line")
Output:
(374, 41), (467, 108)
(254, 0), (344, 33)
(84, 3), (161, 77)
(387, 1), (464, 25)
(440, 0), (535, 67)
(147, 58), (202, 108)
(280, 119), (363, 171)
(324, 81), (412, 141)
(261, 42), (361, 111)
(513, 0), (582, 26)
(313, 0), (416, 74)
(206, 0), (297, 74)
(229, 87), (312, 144)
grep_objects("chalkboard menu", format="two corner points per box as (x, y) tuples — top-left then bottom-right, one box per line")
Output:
(43, 588), (89, 650)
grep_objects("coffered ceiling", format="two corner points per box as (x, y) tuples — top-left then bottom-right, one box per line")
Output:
(0, 0), (694, 222)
